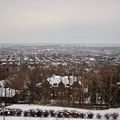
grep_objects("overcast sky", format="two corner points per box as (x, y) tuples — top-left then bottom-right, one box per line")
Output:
(0, 0), (120, 44)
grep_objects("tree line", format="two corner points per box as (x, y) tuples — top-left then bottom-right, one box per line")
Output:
(0, 63), (120, 109)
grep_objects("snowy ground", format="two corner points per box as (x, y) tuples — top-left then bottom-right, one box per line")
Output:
(0, 117), (92, 120)
(0, 104), (119, 120)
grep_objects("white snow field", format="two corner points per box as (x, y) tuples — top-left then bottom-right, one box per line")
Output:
(0, 104), (119, 120)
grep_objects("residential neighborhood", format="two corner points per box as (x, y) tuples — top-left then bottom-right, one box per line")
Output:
(0, 44), (120, 109)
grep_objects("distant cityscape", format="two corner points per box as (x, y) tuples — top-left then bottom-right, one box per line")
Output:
(0, 44), (120, 66)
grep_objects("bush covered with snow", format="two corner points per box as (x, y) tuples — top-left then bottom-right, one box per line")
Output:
(63, 110), (70, 118)
(96, 113), (102, 119)
(79, 112), (85, 118)
(104, 113), (111, 120)
(29, 109), (36, 117)
(87, 112), (94, 119)
(57, 111), (63, 118)
(43, 110), (49, 117)
(70, 110), (79, 118)
(49, 110), (56, 117)
(23, 110), (29, 117)
(111, 112), (119, 120)
(36, 109), (42, 117)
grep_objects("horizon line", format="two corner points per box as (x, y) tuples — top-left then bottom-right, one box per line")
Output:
(0, 42), (120, 46)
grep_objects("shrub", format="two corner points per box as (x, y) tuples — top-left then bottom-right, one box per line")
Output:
(50, 110), (56, 117)
(63, 111), (70, 118)
(7, 109), (14, 116)
(43, 110), (49, 117)
(24, 111), (28, 117)
(79, 113), (85, 118)
(0, 110), (3, 115)
(30, 109), (36, 117)
(57, 111), (63, 118)
(15, 109), (22, 116)
(9, 109), (16, 116)
(4, 110), (8, 116)
(87, 112), (94, 119)
(112, 113), (119, 120)
(69, 110), (79, 118)
(36, 109), (42, 117)
(96, 113), (102, 119)
(104, 113), (111, 120)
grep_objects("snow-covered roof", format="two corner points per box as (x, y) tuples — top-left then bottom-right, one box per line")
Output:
(47, 75), (80, 87)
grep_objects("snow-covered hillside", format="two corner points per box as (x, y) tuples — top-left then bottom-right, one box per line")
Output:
(0, 104), (119, 120)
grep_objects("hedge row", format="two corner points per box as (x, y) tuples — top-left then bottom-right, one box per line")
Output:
(0, 108), (119, 119)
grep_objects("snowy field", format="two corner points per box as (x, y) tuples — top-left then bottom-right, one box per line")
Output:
(0, 104), (119, 120)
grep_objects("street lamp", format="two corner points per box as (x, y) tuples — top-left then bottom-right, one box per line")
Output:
(2, 102), (5, 120)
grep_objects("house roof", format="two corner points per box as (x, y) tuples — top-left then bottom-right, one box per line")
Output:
(47, 75), (81, 87)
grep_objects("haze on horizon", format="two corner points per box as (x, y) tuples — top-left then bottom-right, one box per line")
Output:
(0, 0), (120, 44)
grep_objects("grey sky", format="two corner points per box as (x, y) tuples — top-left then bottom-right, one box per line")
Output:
(0, 0), (120, 44)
